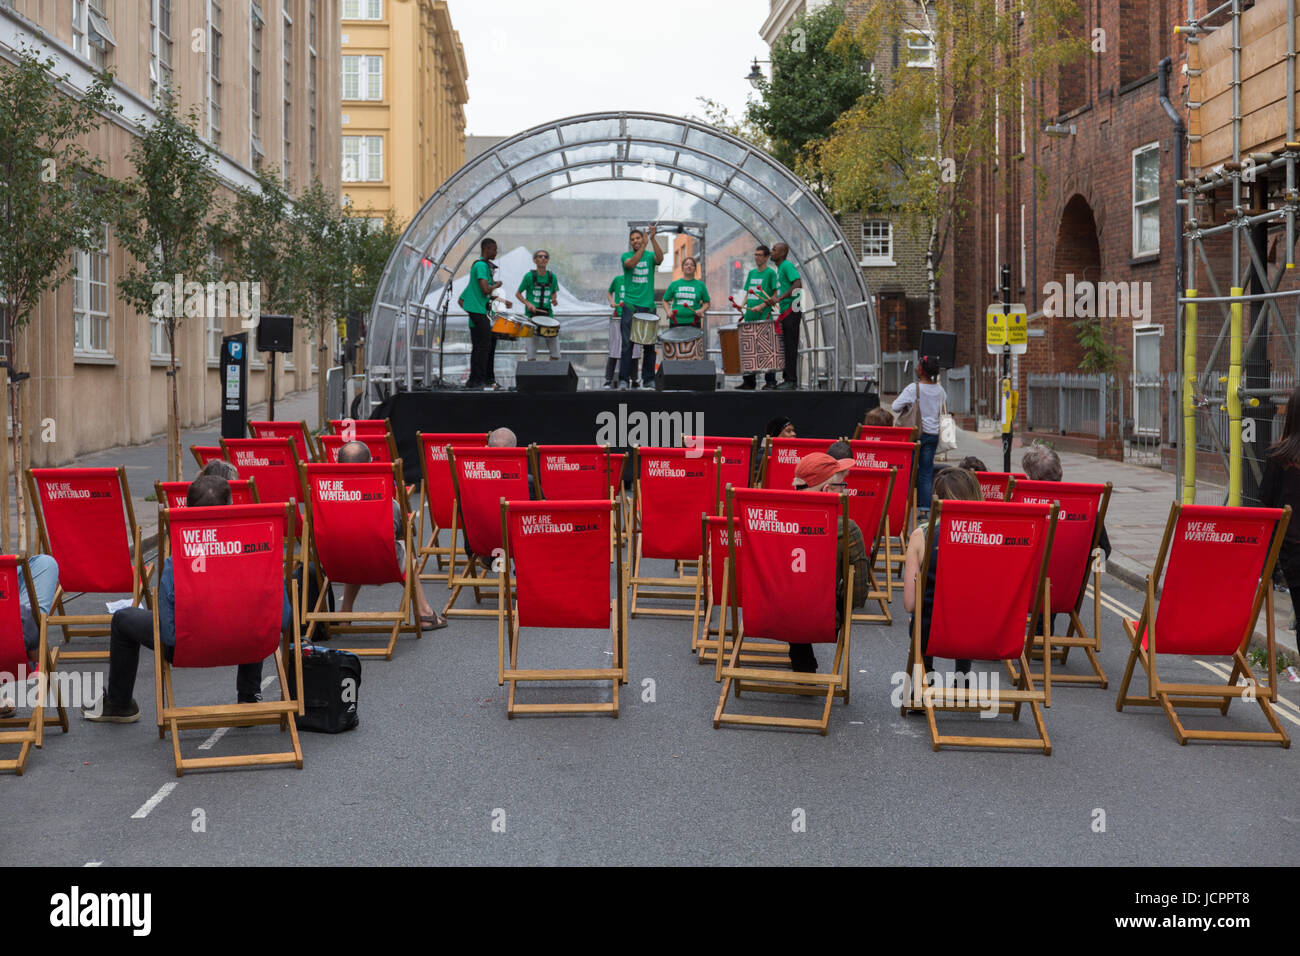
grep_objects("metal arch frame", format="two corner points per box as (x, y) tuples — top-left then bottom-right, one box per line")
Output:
(367, 110), (878, 397)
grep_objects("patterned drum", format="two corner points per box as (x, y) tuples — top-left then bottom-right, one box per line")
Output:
(660, 325), (704, 361)
(739, 319), (784, 373)
(531, 315), (560, 337)
(718, 324), (741, 375)
(630, 311), (661, 345)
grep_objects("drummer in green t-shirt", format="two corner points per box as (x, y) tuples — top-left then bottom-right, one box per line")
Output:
(459, 236), (504, 389)
(516, 249), (561, 361)
(618, 225), (664, 389)
(605, 274), (627, 387)
(664, 256), (710, 327)
(740, 244), (779, 390)
(770, 241), (804, 390)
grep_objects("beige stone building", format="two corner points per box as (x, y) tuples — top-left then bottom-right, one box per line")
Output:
(338, 0), (468, 228)
(0, 0), (342, 465)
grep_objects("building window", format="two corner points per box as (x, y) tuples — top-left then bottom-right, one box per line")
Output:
(73, 1), (114, 71)
(342, 135), (383, 182)
(309, 3), (318, 175)
(207, 314), (223, 364)
(150, 313), (169, 359)
(860, 220), (894, 266)
(208, 0), (223, 147)
(342, 0), (382, 19)
(1133, 326), (1162, 436)
(1132, 143), (1160, 257)
(73, 224), (110, 356)
(904, 29), (935, 68)
(283, 10), (293, 174)
(150, 0), (173, 104)
(342, 55), (383, 101)
(251, 3), (264, 168)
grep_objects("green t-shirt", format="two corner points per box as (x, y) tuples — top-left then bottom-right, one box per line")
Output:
(608, 275), (625, 312)
(664, 279), (709, 323)
(621, 247), (661, 310)
(776, 259), (801, 311)
(517, 270), (559, 317)
(460, 259), (493, 317)
(743, 266), (778, 322)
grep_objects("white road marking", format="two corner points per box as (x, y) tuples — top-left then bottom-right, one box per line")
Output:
(131, 782), (178, 819)
(84, 861), (102, 867)
(1193, 660), (1300, 728)
(197, 727), (229, 751)
(261, 676), (276, 689)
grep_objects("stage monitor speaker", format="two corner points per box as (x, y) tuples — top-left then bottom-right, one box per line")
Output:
(256, 314), (295, 353)
(919, 330), (957, 369)
(656, 360), (717, 392)
(515, 360), (577, 392)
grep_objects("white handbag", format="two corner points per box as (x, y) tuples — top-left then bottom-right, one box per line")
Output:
(937, 397), (958, 452)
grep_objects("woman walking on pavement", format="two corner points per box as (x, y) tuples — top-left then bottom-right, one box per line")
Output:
(891, 355), (947, 517)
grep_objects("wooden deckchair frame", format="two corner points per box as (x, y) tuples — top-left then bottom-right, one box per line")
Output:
(249, 419), (319, 463)
(847, 466), (897, 627)
(855, 441), (918, 598)
(628, 448), (721, 620)
(442, 448), (525, 618)
(153, 504), (304, 776)
(415, 433), (489, 584)
(0, 557), (70, 775)
(692, 514), (791, 668)
(28, 466), (149, 663)
(497, 499), (627, 717)
(1116, 502), (1292, 747)
(712, 489), (855, 735)
(901, 501), (1058, 754)
(299, 462), (421, 660)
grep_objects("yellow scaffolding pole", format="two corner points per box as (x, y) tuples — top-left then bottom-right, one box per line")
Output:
(1183, 290), (1197, 505)
(1228, 286), (1243, 506)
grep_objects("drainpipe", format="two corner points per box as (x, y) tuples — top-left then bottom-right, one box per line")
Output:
(1158, 57), (1190, 499)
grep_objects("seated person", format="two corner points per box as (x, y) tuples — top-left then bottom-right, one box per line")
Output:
(335, 441), (447, 629)
(826, 440), (852, 461)
(0, 554), (61, 717)
(863, 406), (894, 428)
(487, 426), (517, 448)
(200, 458), (239, 481)
(903, 466), (982, 687)
(86, 475), (289, 723)
(958, 456), (988, 472)
(787, 453), (868, 673)
(766, 417), (796, 439)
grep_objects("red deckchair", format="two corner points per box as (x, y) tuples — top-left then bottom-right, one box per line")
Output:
(901, 500), (1058, 754)
(415, 432), (489, 583)
(317, 431), (400, 466)
(1116, 502), (1292, 747)
(692, 513), (791, 668)
(1007, 479), (1113, 700)
(156, 479), (261, 559)
(328, 418), (392, 438)
(445, 447), (531, 618)
(975, 471), (1027, 502)
(249, 420), (318, 464)
(27, 467), (149, 662)
(713, 488), (854, 734)
(851, 424), (917, 443)
(299, 462), (419, 660)
(847, 439), (917, 587)
(190, 445), (226, 470)
(629, 447), (721, 619)
(498, 499), (626, 717)
(685, 435), (757, 498)
(219, 437), (304, 535)
(844, 466), (896, 625)
(529, 445), (611, 500)
(758, 437), (838, 490)
(155, 503), (303, 775)
(0, 556), (68, 774)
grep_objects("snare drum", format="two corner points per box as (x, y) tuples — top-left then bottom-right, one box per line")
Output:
(718, 324), (741, 375)
(531, 314), (560, 338)
(490, 312), (529, 338)
(738, 319), (784, 373)
(630, 311), (660, 346)
(660, 325), (704, 361)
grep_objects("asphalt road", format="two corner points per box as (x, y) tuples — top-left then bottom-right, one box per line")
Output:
(4, 552), (1299, 866)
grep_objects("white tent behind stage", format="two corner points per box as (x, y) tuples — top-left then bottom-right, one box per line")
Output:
(425, 245), (613, 333)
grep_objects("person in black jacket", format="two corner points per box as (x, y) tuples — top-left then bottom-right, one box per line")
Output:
(1259, 386), (1300, 618)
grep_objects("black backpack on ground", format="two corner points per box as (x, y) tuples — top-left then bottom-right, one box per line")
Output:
(287, 645), (361, 733)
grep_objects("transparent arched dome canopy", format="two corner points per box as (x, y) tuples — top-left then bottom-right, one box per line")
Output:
(366, 112), (879, 398)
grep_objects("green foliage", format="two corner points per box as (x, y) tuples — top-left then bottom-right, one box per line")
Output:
(215, 165), (302, 315)
(341, 208), (404, 317)
(690, 97), (769, 152)
(294, 178), (351, 334)
(745, 0), (876, 187)
(0, 47), (121, 341)
(1071, 316), (1118, 373)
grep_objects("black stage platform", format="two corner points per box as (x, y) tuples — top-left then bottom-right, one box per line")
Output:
(380, 388), (879, 484)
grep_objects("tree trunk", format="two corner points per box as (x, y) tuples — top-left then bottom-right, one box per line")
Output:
(0, 366), (8, 554)
(317, 320), (327, 430)
(168, 359), (181, 483)
(926, 222), (938, 331)
(14, 378), (30, 553)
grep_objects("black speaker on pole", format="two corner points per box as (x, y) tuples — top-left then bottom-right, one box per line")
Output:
(656, 360), (717, 391)
(256, 314), (295, 353)
(515, 360), (577, 392)
(919, 330), (957, 369)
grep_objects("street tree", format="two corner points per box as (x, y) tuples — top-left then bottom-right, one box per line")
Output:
(295, 179), (350, 428)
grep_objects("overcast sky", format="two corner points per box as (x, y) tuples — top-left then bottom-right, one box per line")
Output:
(451, 0), (772, 137)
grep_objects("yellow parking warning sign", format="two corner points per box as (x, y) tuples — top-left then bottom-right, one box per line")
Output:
(986, 304), (1028, 355)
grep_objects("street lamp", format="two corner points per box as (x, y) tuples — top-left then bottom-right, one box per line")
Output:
(745, 58), (770, 89)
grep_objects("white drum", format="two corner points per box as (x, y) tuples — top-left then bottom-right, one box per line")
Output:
(630, 311), (660, 346)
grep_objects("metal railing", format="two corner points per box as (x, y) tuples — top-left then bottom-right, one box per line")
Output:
(943, 365), (971, 415)
(1025, 373), (1109, 439)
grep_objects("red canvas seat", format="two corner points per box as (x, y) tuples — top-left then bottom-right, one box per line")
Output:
(759, 437), (838, 490)
(299, 462), (419, 660)
(0, 556), (68, 775)
(28, 467), (148, 661)
(156, 479), (261, 559)
(685, 435), (757, 499)
(219, 438), (304, 535)
(444, 447), (531, 618)
(974, 471), (1026, 502)
(529, 445), (611, 500)
(155, 503), (304, 775)
(498, 499), (626, 717)
(190, 445), (226, 470)
(1007, 480), (1112, 700)
(901, 500), (1058, 754)
(328, 418), (392, 438)
(847, 439), (918, 588)
(629, 447), (721, 619)
(249, 420), (318, 464)
(844, 466), (897, 625)
(415, 432), (489, 583)
(692, 514), (790, 669)
(713, 488), (855, 734)
(1116, 502), (1292, 747)
(317, 432), (401, 467)
(851, 424), (916, 443)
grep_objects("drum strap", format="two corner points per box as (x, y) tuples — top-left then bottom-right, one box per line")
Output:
(530, 270), (555, 312)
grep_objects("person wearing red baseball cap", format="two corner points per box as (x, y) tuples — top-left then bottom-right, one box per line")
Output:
(788, 453), (869, 672)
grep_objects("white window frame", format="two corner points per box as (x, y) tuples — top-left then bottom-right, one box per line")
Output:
(342, 135), (383, 182)
(73, 1), (112, 70)
(251, 2), (264, 167)
(342, 55), (383, 101)
(1133, 325), (1163, 437)
(342, 0), (382, 20)
(149, 0), (173, 104)
(283, 9), (293, 174)
(207, 0), (223, 146)
(150, 313), (170, 360)
(206, 313), (223, 366)
(1132, 142), (1160, 258)
(904, 29), (935, 68)
(73, 223), (111, 357)
(860, 220), (894, 266)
